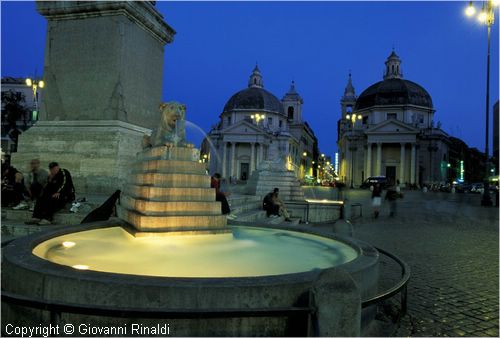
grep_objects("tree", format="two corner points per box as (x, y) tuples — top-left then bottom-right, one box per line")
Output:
(1, 90), (29, 134)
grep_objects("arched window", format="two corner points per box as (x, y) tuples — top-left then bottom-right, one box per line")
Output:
(288, 106), (294, 120)
(254, 78), (257, 85)
(391, 65), (394, 73)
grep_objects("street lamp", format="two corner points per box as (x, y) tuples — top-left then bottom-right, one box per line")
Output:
(464, 0), (498, 206)
(345, 113), (362, 187)
(25, 77), (44, 121)
(345, 113), (362, 128)
(250, 114), (265, 124)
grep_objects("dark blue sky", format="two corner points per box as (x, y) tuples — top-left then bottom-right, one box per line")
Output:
(2, 1), (499, 157)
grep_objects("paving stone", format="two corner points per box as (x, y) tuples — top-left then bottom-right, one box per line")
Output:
(311, 190), (499, 337)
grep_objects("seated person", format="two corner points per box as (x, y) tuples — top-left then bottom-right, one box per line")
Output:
(211, 173), (236, 220)
(26, 162), (75, 225)
(263, 188), (291, 221)
(14, 159), (49, 210)
(2, 165), (26, 207)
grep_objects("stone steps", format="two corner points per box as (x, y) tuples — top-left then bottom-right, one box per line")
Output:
(119, 208), (227, 232)
(132, 159), (206, 174)
(121, 195), (221, 216)
(228, 195), (263, 214)
(231, 209), (267, 222)
(124, 185), (216, 202)
(137, 146), (199, 162)
(130, 172), (210, 188)
(2, 208), (86, 225)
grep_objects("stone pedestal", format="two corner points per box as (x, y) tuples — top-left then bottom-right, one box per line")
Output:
(11, 120), (149, 194)
(246, 160), (305, 201)
(119, 145), (228, 234)
(10, 2), (175, 194)
(36, 1), (175, 128)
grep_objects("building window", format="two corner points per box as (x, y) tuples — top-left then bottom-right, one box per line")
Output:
(227, 116), (231, 125)
(267, 117), (273, 126)
(287, 106), (294, 120)
(387, 113), (397, 120)
(279, 120), (283, 128)
(362, 116), (368, 125)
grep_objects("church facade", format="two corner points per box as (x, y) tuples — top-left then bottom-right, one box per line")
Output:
(337, 51), (454, 187)
(205, 66), (318, 181)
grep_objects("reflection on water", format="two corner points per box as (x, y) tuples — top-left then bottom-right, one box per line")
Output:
(33, 226), (358, 278)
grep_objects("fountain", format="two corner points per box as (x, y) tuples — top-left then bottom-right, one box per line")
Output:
(2, 2), (379, 335)
(118, 102), (228, 235)
(2, 103), (379, 336)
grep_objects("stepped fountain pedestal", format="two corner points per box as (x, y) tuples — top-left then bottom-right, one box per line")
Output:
(118, 102), (227, 235)
(246, 159), (305, 201)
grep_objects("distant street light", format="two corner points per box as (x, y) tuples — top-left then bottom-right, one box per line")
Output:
(345, 113), (362, 128)
(346, 113), (362, 188)
(250, 114), (265, 124)
(464, 0), (498, 206)
(25, 77), (44, 121)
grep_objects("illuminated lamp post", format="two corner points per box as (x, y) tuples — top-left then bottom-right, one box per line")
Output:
(25, 78), (44, 122)
(346, 113), (362, 188)
(464, 0), (498, 206)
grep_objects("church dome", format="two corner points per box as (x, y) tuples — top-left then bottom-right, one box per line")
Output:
(355, 51), (433, 110)
(354, 78), (433, 110)
(223, 65), (284, 115)
(223, 87), (284, 114)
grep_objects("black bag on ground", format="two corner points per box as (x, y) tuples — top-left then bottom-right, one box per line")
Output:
(80, 190), (121, 224)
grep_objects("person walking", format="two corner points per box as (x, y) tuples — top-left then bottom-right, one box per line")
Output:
(385, 181), (401, 217)
(26, 162), (75, 225)
(371, 183), (382, 218)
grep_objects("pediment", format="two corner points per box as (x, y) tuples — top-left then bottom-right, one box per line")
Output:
(223, 120), (263, 134)
(366, 120), (419, 134)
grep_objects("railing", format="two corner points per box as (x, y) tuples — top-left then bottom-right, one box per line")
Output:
(1, 248), (410, 335)
(284, 200), (343, 224)
(362, 247), (410, 317)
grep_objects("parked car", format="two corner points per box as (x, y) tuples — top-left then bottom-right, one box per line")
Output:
(454, 183), (472, 193)
(470, 183), (484, 194)
(360, 176), (388, 189)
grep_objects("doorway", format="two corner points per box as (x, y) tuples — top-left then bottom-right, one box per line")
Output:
(240, 163), (249, 181)
(385, 166), (396, 184)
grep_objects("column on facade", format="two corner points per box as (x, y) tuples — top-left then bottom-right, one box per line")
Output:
(230, 142), (236, 179)
(259, 143), (264, 163)
(410, 143), (416, 184)
(366, 143), (372, 178)
(250, 142), (255, 173)
(376, 143), (382, 176)
(222, 142), (227, 179)
(344, 147), (350, 184)
(400, 143), (406, 184)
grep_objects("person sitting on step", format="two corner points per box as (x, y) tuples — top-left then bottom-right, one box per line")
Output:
(263, 188), (292, 222)
(26, 162), (75, 225)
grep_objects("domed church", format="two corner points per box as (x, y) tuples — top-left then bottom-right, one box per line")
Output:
(337, 51), (453, 187)
(206, 65), (318, 181)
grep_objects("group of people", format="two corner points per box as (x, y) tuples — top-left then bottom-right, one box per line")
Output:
(371, 179), (403, 218)
(2, 160), (75, 225)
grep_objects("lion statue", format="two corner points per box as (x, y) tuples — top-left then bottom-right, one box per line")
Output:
(144, 102), (187, 148)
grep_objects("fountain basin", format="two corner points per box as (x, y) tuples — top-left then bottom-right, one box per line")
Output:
(2, 221), (379, 336)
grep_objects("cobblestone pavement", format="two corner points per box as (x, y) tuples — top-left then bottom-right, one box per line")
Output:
(330, 189), (499, 337)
